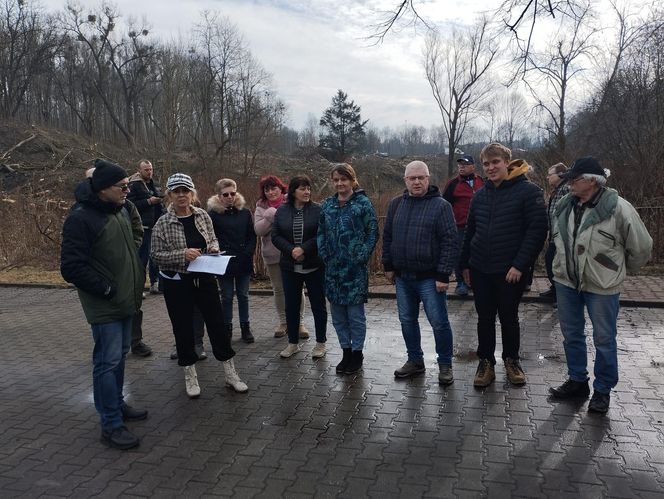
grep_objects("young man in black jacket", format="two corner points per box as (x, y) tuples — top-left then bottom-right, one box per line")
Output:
(460, 143), (547, 388)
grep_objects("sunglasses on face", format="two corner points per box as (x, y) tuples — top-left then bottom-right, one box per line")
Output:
(113, 183), (130, 191)
(221, 192), (237, 198)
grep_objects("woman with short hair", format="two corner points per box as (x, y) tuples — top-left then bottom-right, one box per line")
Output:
(151, 173), (248, 397)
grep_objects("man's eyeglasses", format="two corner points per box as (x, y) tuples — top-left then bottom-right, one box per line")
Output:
(113, 183), (130, 192)
(221, 192), (237, 198)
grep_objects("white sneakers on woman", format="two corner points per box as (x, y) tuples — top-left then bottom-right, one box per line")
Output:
(311, 342), (327, 359)
(183, 365), (200, 398)
(280, 343), (300, 358)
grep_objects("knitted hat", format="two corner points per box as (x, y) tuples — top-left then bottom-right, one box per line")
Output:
(166, 173), (195, 191)
(91, 159), (128, 192)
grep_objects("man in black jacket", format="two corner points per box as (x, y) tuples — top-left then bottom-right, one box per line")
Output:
(61, 160), (147, 450)
(128, 159), (164, 295)
(460, 143), (547, 388)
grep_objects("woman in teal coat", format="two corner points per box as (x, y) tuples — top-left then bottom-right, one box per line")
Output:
(318, 163), (378, 375)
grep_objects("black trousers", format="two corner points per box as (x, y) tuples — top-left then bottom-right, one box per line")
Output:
(281, 267), (327, 344)
(162, 274), (234, 366)
(545, 240), (556, 289)
(470, 269), (526, 364)
(130, 309), (143, 348)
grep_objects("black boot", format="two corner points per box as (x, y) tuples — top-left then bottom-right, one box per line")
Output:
(240, 322), (255, 343)
(336, 348), (352, 374)
(224, 323), (233, 340)
(344, 350), (363, 374)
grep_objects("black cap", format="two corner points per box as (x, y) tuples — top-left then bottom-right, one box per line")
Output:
(91, 159), (128, 192)
(561, 156), (606, 180)
(456, 154), (474, 164)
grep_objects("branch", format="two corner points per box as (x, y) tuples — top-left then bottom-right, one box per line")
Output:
(0, 133), (37, 160)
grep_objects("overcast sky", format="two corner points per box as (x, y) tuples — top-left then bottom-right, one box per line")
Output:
(39, 0), (515, 130)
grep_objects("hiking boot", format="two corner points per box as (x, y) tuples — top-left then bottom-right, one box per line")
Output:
(274, 323), (287, 338)
(438, 363), (454, 386)
(588, 391), (611, 414)
(100, 425), (139, 450)
(299, 324), (310, 339)
(336, 348), (352, 374)
(240, 322), (255, 344)
(549, 379), (590, 399)
(505, 358), (527, 386)
(344, 350), (363, 374)
(455, 282), (469, 296)
(223, 358), (248, 393)
(195, 343), (207, 360)
(183, 365), (201, 398)
(149, 282), (161, 294)
(131, 341), (152, 357)
(473, 359), (495, 387)
(121, 403), (148, 422)
(280, 343), (300, 358)
(311, 342), (327, 359)
(394, 360), (426, 379)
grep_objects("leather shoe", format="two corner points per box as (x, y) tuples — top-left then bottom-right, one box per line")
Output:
(100, 425), (139, 450)
(121, 403), (148, 421)
(588, 391), (610, 414)
(549, 379), (590, 399)
(131, 341), (152, 357)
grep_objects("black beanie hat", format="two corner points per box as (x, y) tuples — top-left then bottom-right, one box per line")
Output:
(91, 159), (128, 192)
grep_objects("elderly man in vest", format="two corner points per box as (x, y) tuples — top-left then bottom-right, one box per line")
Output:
(549, 157), (652, 414)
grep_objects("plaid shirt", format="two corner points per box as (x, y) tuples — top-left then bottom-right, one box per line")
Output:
(150, 206), (219, 273)
(547, 181), (570, 230)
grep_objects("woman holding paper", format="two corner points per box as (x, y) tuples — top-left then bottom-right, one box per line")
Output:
(151, 173), (248, 398)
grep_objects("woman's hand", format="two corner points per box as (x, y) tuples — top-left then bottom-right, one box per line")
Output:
(185, 248), (202, 262)
(505, 266), (522, 283)
(291, 247), (305, 262)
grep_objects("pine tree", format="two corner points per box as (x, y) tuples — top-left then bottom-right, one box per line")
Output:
(319, 90), (368, 160)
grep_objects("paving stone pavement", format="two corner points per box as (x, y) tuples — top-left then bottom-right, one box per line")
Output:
(1, 286), (664, 498)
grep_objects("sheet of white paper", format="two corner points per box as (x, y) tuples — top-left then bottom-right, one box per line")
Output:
(186, 255), (234, 275)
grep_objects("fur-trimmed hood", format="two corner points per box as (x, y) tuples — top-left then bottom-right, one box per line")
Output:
(207, 192), (246, 212)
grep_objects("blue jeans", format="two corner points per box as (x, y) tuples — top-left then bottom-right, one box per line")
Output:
(138, 228), (158, 285)
(281, 267), (327, 344)
(555, 283), (620, 394)
(331, 303), (366, 351)
(90, 317), (132, 431)
(395, 276), (454, 365)
(219, 274), (250, 324)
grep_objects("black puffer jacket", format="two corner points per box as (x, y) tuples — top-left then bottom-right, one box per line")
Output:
(272, 201), (323, 271)
(460, 161), (547, 274)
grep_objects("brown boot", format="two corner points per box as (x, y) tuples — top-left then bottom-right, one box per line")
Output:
(505, 358), (527, 386)
(473, 359), (495, 387)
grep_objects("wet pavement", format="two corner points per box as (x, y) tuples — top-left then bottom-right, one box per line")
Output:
(1, 286), (664, 498)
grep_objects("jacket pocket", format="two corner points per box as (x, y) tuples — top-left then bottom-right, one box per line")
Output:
(593, 253), (619, 272)
(597, 229), (616, 247)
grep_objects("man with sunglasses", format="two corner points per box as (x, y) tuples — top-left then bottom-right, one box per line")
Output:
(61, 159), (147, 450)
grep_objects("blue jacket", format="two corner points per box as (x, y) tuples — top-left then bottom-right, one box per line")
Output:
(381, 185), (458, 282)
(318, 190), (379, 305)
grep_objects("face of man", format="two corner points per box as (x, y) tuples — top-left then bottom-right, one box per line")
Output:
(457, 161), (475, 176)
(404, 166), (430, 197)
(97, 177), (130, 206)
(482, 156), (510, 186)
(568, 175), (598, 202)
(138, 161), (153, 181)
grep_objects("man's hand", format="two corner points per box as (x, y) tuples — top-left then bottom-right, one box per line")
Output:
(505, 266), (522, 283)
(435, 281), (448, 293)
(385, 271), (395, 285)
(148, 196), (161, 205)
(185, 248), (202, 262)
(462, 269), (471, 287)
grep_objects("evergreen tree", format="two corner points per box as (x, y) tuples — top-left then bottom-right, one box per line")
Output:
(319, 89), (368, 160)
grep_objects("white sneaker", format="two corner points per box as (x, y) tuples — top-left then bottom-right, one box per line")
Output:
(280, 343), (300, 358)
(183, 365), (201, 398)
(311, 342), (326, 359)
(298, 324), (310, 339)
(222, 358), (248, 393)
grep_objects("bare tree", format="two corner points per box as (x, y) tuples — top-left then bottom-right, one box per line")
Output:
(496, 90), (531, 148)
(423, 17), (498, 177)
(522, 1), (596, 159)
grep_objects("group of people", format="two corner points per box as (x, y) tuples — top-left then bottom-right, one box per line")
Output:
(60, 142), (653, 451)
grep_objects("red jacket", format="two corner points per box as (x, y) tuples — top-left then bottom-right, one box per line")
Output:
(442, 174), (485, 228)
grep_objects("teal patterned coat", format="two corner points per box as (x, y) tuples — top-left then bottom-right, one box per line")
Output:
(317, 189), (379, 305)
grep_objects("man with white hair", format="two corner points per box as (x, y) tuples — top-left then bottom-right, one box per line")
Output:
(549, 157), (652, 414)
(382, 160), (458, 384)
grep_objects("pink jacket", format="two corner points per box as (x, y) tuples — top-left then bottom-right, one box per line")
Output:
(254, 196), (285, 265)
